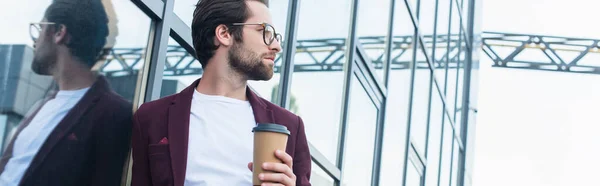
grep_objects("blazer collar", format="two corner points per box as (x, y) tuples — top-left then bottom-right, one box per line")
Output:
(167, 78), (275, 186)
(21, 76), (112, 181)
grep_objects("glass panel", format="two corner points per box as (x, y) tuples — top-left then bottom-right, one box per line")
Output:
(0, 115), (7, 153)
(453, 31), (467, 134)
(0, 0), (150, 182)
(461, 0), (470, 26)
(406, 160), (422, 186)
(445, 9), (461, 121)
(173, 0), (197, 27)
(408, 0), (418, 14)
(341, 76), (378, 186)
(419, 0), (436, 56)
(289, 0), (352, 164)
(356, 0), (391, 81)
(450, 140), (461, 186)
(310, 161), (335, 186)
(410, 48), (432, 157)
(424, 88), (444, 186)
(379, 1), (414, 184)
(433, 0), (452, 92)
(438, 116), (454, 186)
(158, 38), (201, 98)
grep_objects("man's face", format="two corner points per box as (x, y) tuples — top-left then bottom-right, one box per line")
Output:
(228, 1), (282, 81)
(32, 20), (58, 75)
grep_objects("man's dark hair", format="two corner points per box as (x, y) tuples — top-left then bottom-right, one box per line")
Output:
(45, 0), (109, 67)
(191, 0), (269, 68)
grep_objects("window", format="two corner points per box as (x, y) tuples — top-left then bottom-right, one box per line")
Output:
(341, 75), (378, 185)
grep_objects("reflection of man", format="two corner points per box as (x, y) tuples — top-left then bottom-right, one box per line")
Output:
(131, 0), (311, 186)
(0, 0), (133, 185)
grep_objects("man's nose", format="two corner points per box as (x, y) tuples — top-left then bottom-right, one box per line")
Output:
(270, 40), (282, 53)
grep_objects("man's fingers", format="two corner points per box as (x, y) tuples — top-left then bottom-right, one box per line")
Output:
(248, 162), (253, 171)
(262, 162), (294, 179)
(274, 150), (293, 168)
(259, 183), (285, 186)
(258, 173), (293, 185)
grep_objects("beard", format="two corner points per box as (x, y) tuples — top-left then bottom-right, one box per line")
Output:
(31, 42), (56, 75)
(227, 41), (274, 81)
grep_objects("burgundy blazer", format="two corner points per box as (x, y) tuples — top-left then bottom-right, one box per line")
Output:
(0, 76), (133, 186)
(131, 78), (312, 186)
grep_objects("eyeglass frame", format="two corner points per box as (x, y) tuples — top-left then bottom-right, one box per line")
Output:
(231, 22), (283, 46)
(29, 22), (57, 42)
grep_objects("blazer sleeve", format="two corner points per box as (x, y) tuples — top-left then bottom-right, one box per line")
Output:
(131, 110), (153, 186)
(294, 116), (312, 186)
(91, 105), (133, 186)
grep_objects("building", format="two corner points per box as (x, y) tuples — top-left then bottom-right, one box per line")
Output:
(0, 0), (481, 185)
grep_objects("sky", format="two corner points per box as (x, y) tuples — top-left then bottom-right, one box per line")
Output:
(473, 0), (600, 186)
(1, 0), (600, 185)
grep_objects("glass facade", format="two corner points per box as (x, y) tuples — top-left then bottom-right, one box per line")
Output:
(0, 0), (481, 185)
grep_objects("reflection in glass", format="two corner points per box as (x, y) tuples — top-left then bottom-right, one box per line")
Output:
(0, 0), (149, 185)
(341, 76), (378, 186)
(158, 37), (201, 98)
(0, 0), (150, 151)
(97, 0), (152, 102)
(310, 162), (334, 186)
(356, 0), (391, 81)
(290, 0), (352, 164)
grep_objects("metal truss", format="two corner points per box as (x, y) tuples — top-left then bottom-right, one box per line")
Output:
(482, 32), (600, 74)
(99, 35), (465, 77)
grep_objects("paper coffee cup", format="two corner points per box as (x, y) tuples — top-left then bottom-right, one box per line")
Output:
(252, 123), (291, 186)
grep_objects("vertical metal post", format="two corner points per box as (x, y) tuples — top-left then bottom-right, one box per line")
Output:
(436, 0), (454, 185)
(335, 0), (360, 184)
(143, 0), (173, 102)
(401, 0), (421, 183)
(371, 0), (397, 184)
(457, 0), (478, 185)
(421, 0), (441, 184)
(276, 0), (301, 109)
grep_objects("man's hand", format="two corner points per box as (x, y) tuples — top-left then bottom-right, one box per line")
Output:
(248, 150), (297, 186)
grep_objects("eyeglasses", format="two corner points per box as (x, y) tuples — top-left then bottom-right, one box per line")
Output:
(231, 22), (283, 46)
(29, 22), (56, 42)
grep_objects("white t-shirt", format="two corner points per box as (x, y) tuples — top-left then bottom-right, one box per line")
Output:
(0, 87), (90, 186)
(184, 90), (256, 186)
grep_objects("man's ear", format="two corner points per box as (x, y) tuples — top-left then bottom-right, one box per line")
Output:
(53, 24), (70, 45)
(214, 24), (233, 47)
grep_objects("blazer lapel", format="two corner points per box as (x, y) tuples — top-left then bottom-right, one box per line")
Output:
(246, 87), (275, 124)
(168, 79), (195, 186)
(20, 76), (109, 180)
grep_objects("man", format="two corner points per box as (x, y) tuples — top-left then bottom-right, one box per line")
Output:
(0, 0), (133, 185)
(131, 0), (311, 185)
